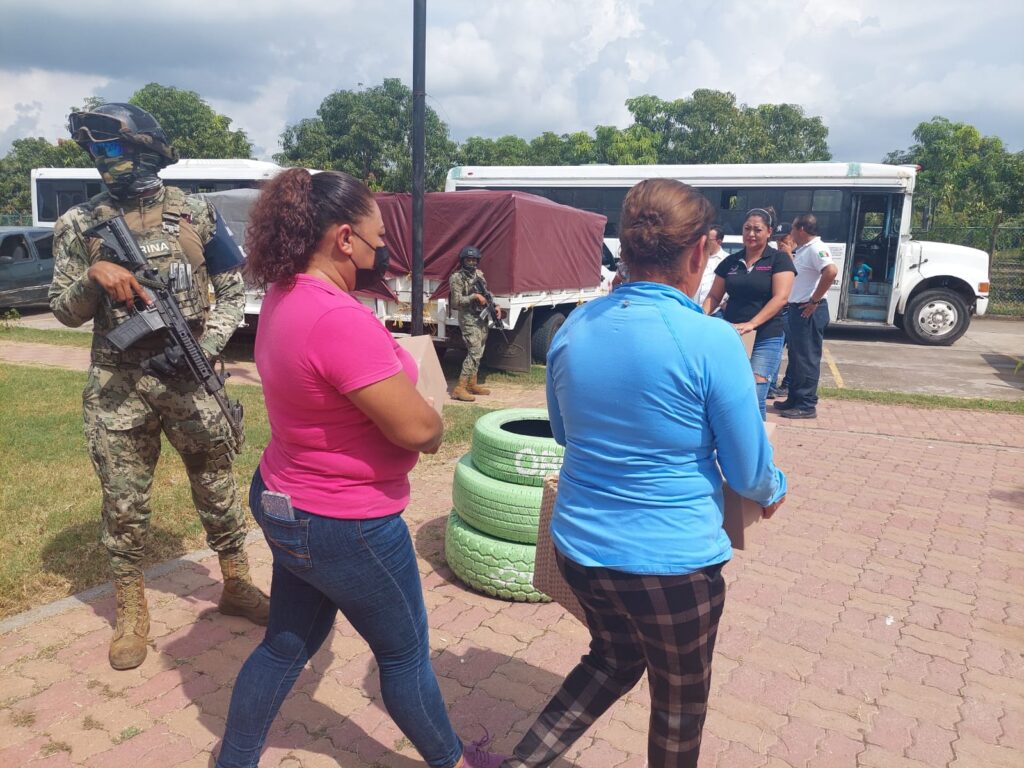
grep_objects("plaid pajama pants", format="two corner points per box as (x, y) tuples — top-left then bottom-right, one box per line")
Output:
(503, 551), (726, 768)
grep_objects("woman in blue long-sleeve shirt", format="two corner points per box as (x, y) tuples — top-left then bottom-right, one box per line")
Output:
(502, 179), (787, 768)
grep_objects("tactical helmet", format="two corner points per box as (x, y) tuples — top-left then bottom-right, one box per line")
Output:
(69, 103), (178, 167)
(459, 245), (482, 263)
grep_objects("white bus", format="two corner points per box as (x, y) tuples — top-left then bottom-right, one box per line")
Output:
(446, 162), (990, 345)
(30, 158), (283, 229)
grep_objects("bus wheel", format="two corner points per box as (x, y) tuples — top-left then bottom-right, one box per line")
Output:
(531, 310), (567, 363)
(904, 289), (969, 346)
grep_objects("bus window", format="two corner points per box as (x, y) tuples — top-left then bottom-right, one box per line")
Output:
(813, 190), (843, 212)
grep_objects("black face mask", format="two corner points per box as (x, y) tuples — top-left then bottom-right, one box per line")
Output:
(354, 244), (391, 291)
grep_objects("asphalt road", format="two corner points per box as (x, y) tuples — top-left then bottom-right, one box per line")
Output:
(815, 317), (1023, 400)
(11, 309), (1024, 401)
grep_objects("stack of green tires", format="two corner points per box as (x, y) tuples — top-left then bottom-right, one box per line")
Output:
(444, 408), (563, 602)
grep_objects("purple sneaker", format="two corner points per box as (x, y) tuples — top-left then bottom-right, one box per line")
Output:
(461, 727), (509, 768)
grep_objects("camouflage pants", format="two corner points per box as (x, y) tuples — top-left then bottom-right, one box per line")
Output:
(82, 364), (246, 580)
(459, 319), (488, 378)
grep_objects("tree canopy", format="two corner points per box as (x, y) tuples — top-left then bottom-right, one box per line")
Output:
(276, 78), (458, 192)
(0, 137), (91, 215)
(129, 83), (253, 159)
(449, 90), (831, 171)
(885, 116), (1024, 229)
(3, 77), (1020, 237)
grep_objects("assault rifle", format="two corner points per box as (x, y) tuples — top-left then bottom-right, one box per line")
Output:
(80, 214), (245, 449)
(472, 275), (509, 343)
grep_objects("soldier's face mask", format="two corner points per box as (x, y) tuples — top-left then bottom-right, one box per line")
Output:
(462, 258), (478, 274)
(94, 144), (163, 200)
(350, 229), (390, 291)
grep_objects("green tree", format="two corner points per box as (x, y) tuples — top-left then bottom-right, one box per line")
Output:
(0, 137), (91, 214)
(885, 117), (1021, 229)
(457, 135), (533, 166)
(741, 103), (831, 163)
(129, 83), (252, 159)
(592, 125), (659, 165)
(277, 78), (457, 192)
(626, 89), (831, 164)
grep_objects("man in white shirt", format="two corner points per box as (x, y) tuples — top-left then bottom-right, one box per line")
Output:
(697, 225), (727, 307)
(774, 214), (838, 419)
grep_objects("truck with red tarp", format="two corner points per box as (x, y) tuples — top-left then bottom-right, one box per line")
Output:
(205, 188), (608, 372)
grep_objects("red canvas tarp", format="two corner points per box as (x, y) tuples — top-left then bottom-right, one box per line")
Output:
(370, 190), (606, 299)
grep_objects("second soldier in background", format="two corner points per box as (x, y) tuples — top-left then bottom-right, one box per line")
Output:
(448, 245), (500, 401)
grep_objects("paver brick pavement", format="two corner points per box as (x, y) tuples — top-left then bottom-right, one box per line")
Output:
(1, 348), (1023, 766)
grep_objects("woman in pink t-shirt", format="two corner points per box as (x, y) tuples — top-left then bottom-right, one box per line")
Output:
(216, 169), (505, 768)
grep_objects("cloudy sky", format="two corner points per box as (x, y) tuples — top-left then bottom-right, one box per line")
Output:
(1, 0), (1021, 162)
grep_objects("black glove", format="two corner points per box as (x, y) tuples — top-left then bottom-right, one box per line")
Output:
(146, 343), (187, 379)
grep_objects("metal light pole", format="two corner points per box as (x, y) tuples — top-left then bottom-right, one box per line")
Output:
(411, 0), (426, 335)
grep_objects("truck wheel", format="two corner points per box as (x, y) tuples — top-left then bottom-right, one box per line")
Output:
(904, 289), (969, 346)
(531, 310), (567, 362)
(452, 454), (542, 544)
(444, 511), (550, 603)
(471, 409), (563, 487)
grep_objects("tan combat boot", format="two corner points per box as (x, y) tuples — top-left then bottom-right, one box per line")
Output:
(467, 375), (491, 396)
(218, 550), (270, 626)
(109, 572), (150, 670)
(451, 376), (476, 402)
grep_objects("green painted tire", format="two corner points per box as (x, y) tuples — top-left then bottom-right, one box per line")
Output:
(444, 511), (549, 603)
(452, 454), (542, 544)
(470, 408), (563, 487)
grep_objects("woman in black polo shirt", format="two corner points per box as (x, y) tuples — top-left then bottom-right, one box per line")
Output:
(702, 207), (795, 419)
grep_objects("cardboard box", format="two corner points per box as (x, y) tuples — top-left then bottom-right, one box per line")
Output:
(394, 335), (447, 417)
(740, 329), (755, 358)
(722, 422), (776, 550)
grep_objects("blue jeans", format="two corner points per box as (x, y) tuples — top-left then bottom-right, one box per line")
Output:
(749, 334), (785, 420)
(770, 306), (790, 392)
(216, 469), (462, 768)
(784, 301), (830, 410)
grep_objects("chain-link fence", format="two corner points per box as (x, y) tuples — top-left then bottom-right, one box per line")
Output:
(913, 225), (1024, 316)
(0, 213), (32, 227)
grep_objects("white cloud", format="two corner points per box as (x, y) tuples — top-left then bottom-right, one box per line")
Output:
(0, 69), (109, 146)
(0, 0), (1020, 161)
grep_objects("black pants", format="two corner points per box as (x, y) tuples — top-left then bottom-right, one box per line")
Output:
(785, 300), (830, 409)
(504, 553), (727, 768)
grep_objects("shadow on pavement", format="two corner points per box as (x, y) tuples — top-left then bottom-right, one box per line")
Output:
(413, 513), (450, 574)
(40, 520), (196, 603)
(824, 325), (912, 345)
(158, 599), (563, 765)
(981, 352), (1024, 391)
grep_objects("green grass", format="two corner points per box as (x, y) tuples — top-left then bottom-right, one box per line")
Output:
(0, 363), (484, 618)
(441, 403), (495, 445)
(482, 364), (548, 387)
(439, 349), (548, 388)
(0, 364), (270, 618)
(818, 386), (1024, 414)
(0, 325), (94, 347)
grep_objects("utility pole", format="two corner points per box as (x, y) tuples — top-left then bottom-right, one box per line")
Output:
(411, 0), (426, 335)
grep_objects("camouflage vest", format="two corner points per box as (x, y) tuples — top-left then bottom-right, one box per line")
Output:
(87, 188), (211, 365)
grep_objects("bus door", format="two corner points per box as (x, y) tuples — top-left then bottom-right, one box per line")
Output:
(840, 193), (902, 323)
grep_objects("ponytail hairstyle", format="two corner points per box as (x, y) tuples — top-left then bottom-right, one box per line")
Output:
(619, 178), (715, 273)
(245, 169), (376, 289)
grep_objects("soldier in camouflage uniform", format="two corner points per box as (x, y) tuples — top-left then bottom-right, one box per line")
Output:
(448, 245), (500, 402)
(48, 103), (269, 671)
